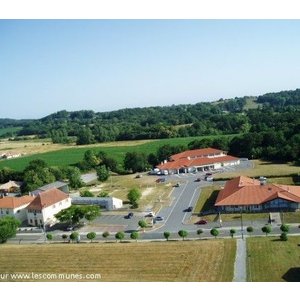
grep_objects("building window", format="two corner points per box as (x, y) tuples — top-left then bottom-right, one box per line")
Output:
(6, 210), (9, 214)
(30, 219), (33, 223)
(17, 210), (20, 213)
(59, 202), (62, 206)
(40, 220), (43, 224)
(52, 204), (56, 208)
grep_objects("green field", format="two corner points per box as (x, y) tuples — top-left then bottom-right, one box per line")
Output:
(247, 236), (300, 282)
(0, 134), (237, 171)
(0, 127), (22, 137)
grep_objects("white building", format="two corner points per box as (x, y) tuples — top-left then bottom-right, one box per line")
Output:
(0, 195), (34, 222)
(26, 188), (71, 227)
(71, 196), (123, 210)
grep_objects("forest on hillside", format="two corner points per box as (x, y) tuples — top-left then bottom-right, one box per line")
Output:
(0, 89), (300, 163)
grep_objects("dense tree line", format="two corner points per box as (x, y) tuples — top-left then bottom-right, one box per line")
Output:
(1, 88), (300, 165)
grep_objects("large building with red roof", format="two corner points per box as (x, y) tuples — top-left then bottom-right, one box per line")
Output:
(215, 176), (300, 212)
(156, 148), (240, 175)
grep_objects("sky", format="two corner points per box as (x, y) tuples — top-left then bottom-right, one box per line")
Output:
(1, 19), (300, 119)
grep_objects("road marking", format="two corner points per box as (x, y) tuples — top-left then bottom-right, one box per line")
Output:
(181, 186), (201, 224)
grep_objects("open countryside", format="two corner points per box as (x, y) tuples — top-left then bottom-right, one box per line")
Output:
(1, 19), (300, 287)
(0, 134), (237, 171)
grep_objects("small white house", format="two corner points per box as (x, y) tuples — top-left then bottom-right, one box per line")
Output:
(26, 188), (71, 227)
(0, 195), (34, 222)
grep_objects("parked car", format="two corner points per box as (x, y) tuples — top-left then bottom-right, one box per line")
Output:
(206, 172), (213, 176)
(125, 212), (134, 219)
(135, 174), (142, 178)
(195, 178), (201, 182)
(174, 183), (180, 187)
(195, 219), (207, 225)
(66, 225), (74, 231)
(154, 216), (164, 222)
(145, 211), (155, 217)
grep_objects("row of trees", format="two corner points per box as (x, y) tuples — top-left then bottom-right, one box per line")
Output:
(45, 223), (292, 244)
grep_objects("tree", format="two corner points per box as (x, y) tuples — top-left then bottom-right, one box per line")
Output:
(163, 231), (170, 241)
(70, 232), (79, 243)
(62, 234), (68, 243)
(83, 205), (101, 222)
(210, 228), (219, 239)
(80, 189), (95, 197)
(246, 226), (254, 235)
(138, 220), (147, 232)
(127, 188), (141, 209)
(261, 225), (272, 236)
(124, 152), (149, 173)
(83, 150), (100, 169)
(46, 233), (53, 241)
(96, 165), (110, 182)
(102, 231), (110, 241)
(280, 224), (290, 233)
(0, 216), (21, 243)
(230, 229), (236, 238)
(280, 232), (288, 241)
(178, 230), (188, 241)
(65, 166), (83, 189)
(55, 205), (100, 225)
(197, 229), (203, 239)
(76, 126), (95, 145)
(87, 232), (96, 243)
(130, 231), (139, 242)
(115, 231), (125, 242)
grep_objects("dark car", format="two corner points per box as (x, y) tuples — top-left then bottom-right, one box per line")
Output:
(205, 172), (213, 176)
(174, 183), (180, 187)
(195, 219), (207, 225)
(186, 206), (193, 212)
(195, 178), (201, 182)
(154, 216), (164, 222)
(125, 212), (134, 219)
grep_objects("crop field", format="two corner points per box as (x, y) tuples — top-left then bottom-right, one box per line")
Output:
(0, 240), (236, 282)
(0, 134), (237, 171)
(247, 236), (300, 282)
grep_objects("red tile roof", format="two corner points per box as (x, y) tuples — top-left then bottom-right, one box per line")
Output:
(27, 188), (69, 210)
(170, 148), (225, 161)
(157, 154), (239, 170)
(215, 176), (300, 206)
(0, 195), (34, 209)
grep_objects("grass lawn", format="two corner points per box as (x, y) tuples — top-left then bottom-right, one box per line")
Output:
(100, 173), (174, 211)
(214, 160), (300, 179)
(194, 185), (221, 214)
(247, 236), (300, 282)
(0, 240), (236, 282)
(281, 211), (300, 224)
(0, 134), (237, 171)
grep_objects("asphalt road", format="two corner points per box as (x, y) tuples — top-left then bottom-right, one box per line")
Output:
(9, 160), (300, 243)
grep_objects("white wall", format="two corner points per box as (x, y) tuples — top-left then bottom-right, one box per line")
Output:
(27, 197), (71, 227)
(0, 203), (30, 222)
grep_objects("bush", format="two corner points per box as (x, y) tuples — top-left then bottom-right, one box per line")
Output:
(280, 232), (288, 241)
(280, 224), (289, 233)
